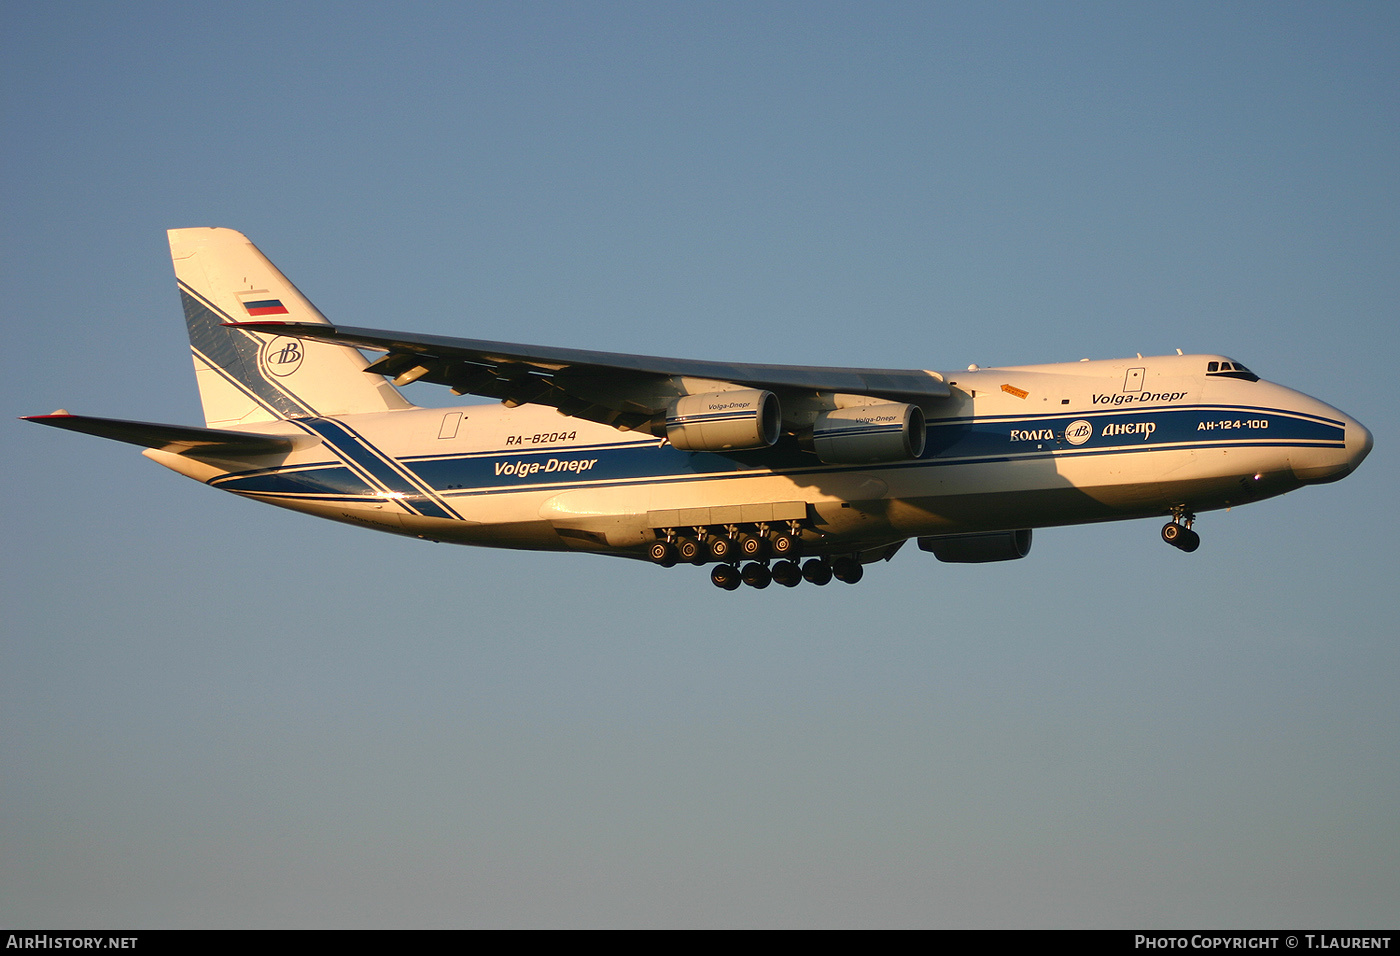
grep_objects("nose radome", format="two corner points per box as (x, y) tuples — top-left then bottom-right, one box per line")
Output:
(1263, 370), (1369, 486)
(1347, 415), (1374, 472)
(1292, 408), (1371, 484)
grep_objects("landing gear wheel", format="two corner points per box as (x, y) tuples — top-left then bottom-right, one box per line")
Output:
(801, 559), (833, 586)
(710, 564), (741, 590)
(771, 560), (802, 587)
(831, 556), (864, 584)
(737, 533), (768, 559)
(741, 562), (772, 589)
(1161, 522), (1200, 552)
(647, 540), (678, 567)
(708, 536), (737, 562)
(675, 536), (702, 564)
(769, 532), (798, 558)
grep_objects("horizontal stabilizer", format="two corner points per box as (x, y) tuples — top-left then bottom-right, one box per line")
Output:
(23, 412), (295, 456)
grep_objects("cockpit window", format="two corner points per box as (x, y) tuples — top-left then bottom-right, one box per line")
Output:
(1207, 359), (1259, 383)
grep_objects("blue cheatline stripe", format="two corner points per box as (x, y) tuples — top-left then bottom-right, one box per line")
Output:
(939, 403), (1346, 429)
(291, 419), (446, 518)
(208, 402), (1346, 506)
(293, 418), (462, 521)
(922, 404), (1345, 459)
(215, 433), (1329, 505)
(321, 418), (467, 519)
(211, 464), (376, 498)
(401, 437), (661, 465)
(180, 283), (318, 418)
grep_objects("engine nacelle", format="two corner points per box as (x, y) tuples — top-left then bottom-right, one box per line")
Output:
(811, 403), (926, 463)
(665, 389), (781, 452)
(918, 529), (1033, 563)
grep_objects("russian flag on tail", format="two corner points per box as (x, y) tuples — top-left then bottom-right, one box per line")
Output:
(240, 298), (290, 316)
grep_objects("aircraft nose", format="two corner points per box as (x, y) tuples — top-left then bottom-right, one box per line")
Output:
(1292, 407), (1372, 484)
(1346, 415), (1374, 472)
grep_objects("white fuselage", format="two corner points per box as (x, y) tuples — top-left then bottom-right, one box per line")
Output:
(149, 353), (1371, 559)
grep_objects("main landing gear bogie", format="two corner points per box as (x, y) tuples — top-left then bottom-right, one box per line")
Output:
(649, 522), (870, 589)
(707, 556), (864, 589)
(651, 523), (801, 568)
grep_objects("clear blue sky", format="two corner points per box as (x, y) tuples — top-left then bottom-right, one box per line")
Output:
(3, 1), (1396, 928)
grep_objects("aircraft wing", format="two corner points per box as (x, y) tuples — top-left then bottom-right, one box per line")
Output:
(24, 412), (295, 456)
(231, 321), (950, 432)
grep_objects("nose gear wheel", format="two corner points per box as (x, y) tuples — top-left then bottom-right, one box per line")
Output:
(1161, 507), (1200, 552)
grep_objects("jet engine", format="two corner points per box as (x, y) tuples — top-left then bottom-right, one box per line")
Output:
(918, 529), (1033, 563)
(811, 403), (926, 463)
(665, 389), (781, 452)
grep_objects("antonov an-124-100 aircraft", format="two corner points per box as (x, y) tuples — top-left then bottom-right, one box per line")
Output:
(27, 228), (1373, 589)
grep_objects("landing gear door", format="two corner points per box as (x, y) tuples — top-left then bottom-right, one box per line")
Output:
(1124, 368), (1145, 392)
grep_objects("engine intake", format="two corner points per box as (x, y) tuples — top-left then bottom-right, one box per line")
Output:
(665, 389), (781, 452)
(918, 529), (1033, 563)
(811, 403), (926, 463)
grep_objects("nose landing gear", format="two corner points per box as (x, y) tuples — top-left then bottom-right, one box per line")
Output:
(1161, 507), (1200, 553)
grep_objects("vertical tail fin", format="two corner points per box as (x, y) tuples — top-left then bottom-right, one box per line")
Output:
(169, 227), (412, 427)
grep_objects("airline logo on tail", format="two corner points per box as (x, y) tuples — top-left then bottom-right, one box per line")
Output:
(261, 337), (305, 377)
